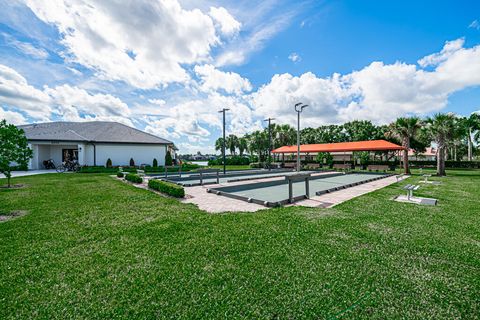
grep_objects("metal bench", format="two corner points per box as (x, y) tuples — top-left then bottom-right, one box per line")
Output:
(333, 163), (351, 170)
(396, 173), (405, 182)
(197, 168), (220, 185)
(137, 169), (145, 177)
(283, 162), (296, 169)
(285, 173), (311, 203)
(403, 184), (419, 200)
(368, 165), (389, 172)
(164, 165), (182, 178)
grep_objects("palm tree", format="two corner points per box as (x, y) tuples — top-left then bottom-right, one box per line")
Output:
(248, 130), (268, 161)
(274, 124), (296, 163)
(386, 117), (423, 174)
(238, 137), (248, 156)
(215, 137), (225, 157)
(426, 113), (455, 176)
(226, 134), (238, 155)
(465, 113), (480, 161)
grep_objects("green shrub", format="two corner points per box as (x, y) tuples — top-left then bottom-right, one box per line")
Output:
(153, 158), (158, 167)
(208, 156), (250, 166)
(125, 173), (143, 183)
(148, 179), (185, 198)
(129, 158), (135, 167)
(106, 158), (112, 168)
(117, 171), (124, 178)
(165, 151), (173, 166)
(79, 166), (137, 173)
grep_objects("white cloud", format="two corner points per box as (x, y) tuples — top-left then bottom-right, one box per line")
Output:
(215, 8), (295, 66)
(0, 63), (135, 125)
(0, 64), (52, 120)
(418, 38), (465, 67)
(469, 20), (480, 30)
(208, 7), (241, 36)
(288, 52), (301, 63)
(0, 107), (27, 124)
(194, 64), (252, 94)
(23, 0), (235, 89)
(252, 38), (480, 126)
(148, 98), (166, 106)
(1, 33), (49, 59)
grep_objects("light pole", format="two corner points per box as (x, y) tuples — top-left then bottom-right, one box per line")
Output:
(218, 108), (229, 174)
(295, 103), (308, 172)
(263, 117), (275, 171)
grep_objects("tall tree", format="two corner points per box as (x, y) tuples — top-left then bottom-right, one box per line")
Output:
(226, 134), (238, 155)
(465, 113), (480, 161)
(0, 119), (33, 187)
(237, 137), (248, 156)
(386, 117), (423, 174)
(343, 120), (379, 142)
(426, 113), (455, 176)
(215, 138), (225, 155)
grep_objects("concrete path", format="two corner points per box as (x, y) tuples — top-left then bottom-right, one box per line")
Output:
(0, 169), (57, 179)
(295, 174), (409, 208)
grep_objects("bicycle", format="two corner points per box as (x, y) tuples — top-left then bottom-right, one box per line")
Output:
(56, 160), (80, 173)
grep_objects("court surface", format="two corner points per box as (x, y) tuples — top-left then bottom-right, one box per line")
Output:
(209, 172), (390, 206)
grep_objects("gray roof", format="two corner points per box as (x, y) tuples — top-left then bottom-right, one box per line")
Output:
(19, 121), (172, 145)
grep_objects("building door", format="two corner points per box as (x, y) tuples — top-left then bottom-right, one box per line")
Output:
(62, 149), (78, 162)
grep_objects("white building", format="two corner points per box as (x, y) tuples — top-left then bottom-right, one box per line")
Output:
(20, 121), (176, 170)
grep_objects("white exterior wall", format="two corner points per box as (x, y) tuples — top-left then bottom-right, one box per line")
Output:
(28, 141), (169, 169)
(92, 144), (167, 167)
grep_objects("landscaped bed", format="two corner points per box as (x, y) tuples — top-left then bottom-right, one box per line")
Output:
(0, 170), (479, 318)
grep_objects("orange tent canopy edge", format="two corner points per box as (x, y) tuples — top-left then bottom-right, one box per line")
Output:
(271, 139), (404, 153)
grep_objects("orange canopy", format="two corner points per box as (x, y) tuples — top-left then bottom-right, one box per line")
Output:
(272, 139), (404, 153)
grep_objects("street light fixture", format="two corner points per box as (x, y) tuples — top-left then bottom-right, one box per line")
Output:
(295, 103), (308, 172)
(263, 117), (275, 171)
(218, 108), (230, 174)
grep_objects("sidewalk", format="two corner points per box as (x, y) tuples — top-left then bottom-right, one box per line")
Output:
(0, 169), (57, 179)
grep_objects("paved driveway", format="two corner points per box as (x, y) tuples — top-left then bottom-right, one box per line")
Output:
(0, 169), (57, 179)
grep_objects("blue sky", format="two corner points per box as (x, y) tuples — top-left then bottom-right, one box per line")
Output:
(1, 0), (480, 154)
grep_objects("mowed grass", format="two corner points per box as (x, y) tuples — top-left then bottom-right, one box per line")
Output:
(0, 170), (479, 319)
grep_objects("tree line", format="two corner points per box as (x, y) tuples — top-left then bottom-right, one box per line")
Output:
(215, 113), (480, 176)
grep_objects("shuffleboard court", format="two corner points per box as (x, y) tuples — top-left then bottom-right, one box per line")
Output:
(156, 169), (298, 186)
(208, 172), (392, 207)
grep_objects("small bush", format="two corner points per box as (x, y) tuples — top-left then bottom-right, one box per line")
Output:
(129, 158), (135, 167)
(125, 173), (142, 183)
(117, 171), (124, 178)
(106, 158), (112, 168)
(148, 179), (185, 198)
(165, 151), (173, 166)
(153, 158), (158, 167)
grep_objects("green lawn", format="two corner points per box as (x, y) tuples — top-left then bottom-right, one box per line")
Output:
(0, 170), (479, 319)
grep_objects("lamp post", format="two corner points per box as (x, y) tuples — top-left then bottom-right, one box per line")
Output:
(294, 103), (308, 172)
(218, 108), (230, 174)
(263, 117), (275, 171)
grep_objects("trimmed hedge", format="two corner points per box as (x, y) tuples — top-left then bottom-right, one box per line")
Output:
(409, 160), (480, 169)
(148, 179), (185, 198)
(79, 166), (137, 173)
(209, 156), (250, 166)
(117, 172), (124, 178)
(125, 173), (143, 183)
